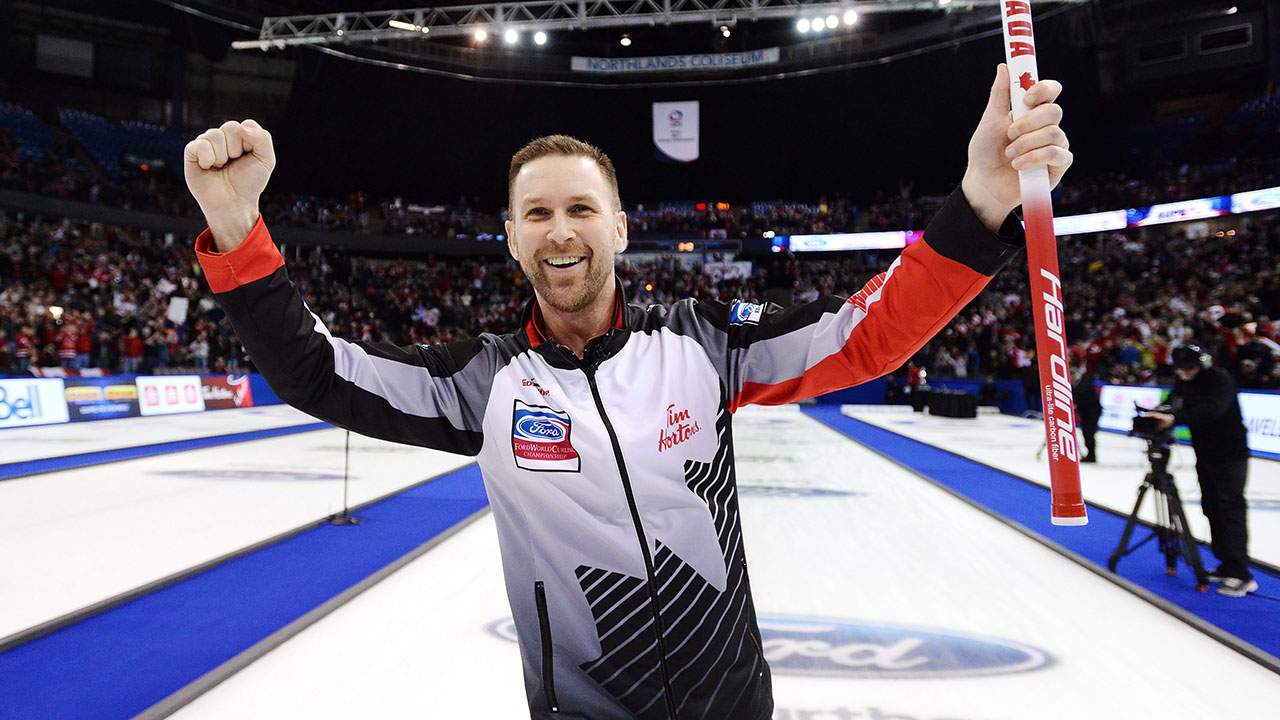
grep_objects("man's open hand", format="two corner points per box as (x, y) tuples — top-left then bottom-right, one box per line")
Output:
(183, 119), (275, 251)
(961, 64), (1072, 231)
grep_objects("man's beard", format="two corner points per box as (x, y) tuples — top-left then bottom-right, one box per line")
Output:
(524, 253), (612, 314)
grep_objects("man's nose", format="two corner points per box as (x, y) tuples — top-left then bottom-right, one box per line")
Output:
(547, 210), (574, 242)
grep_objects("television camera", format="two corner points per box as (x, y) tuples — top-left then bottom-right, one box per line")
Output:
(1107, 404), (1208, 589)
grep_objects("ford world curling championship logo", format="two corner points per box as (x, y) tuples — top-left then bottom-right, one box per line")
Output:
(514, 411), (568, 443)
(511, 401), (579, 471)
(484, 614), (1052, 678)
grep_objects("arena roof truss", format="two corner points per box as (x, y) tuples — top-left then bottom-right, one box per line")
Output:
(230, 0), (1087, 50)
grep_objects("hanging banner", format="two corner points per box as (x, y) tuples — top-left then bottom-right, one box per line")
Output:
(653, 101), (699, 163)
(572, 48), (779, 74)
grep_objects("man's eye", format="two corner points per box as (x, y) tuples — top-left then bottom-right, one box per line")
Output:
(527, 208), (549, 217)
(572, 205), (592, 213)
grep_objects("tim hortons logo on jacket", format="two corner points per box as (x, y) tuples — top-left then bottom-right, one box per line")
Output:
(512, 400), (580, 472)
(658, 403), (702, 452)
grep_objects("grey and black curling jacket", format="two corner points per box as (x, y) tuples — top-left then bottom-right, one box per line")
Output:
(194, 189), (1024, 719)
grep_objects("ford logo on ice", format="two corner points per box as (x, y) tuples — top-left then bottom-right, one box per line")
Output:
(484, 615), (1052, 678)
(757, 616), (1052, 677)
(515, 413), (568, 443)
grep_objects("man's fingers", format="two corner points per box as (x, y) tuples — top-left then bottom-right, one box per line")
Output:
(1004, 125), (1069, 160)
(239, 119), (276, 167)
(190, 128), (230, 169)
(185, 120), (274, 172)
(1010, 145), (1073, 172)
(220, 121), (245, 161)
(1008, 102), (1063, 140)
(184, 137), (217, 170)
(986, 63), (1012, 118)
(1023, 79), (1063, 107)
(183, 138), (213, 170)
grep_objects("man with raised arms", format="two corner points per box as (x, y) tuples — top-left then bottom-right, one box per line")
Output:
(185, 64), (1072, 718)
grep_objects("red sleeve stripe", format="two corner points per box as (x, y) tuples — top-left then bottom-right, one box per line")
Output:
(731, 240), (990, 411)
(194, 216), (285, 294)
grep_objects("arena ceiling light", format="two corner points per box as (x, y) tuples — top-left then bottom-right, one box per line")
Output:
(620, 34), (631, 47)
(796, 18), (810, 33)
(473, 28), (488, 41)
(720, 24), (731, 38)
(826, 14), (838, 29)
(388, 18), (430, 34)
(810, 16), (825, 32)
(533, 30), (547, 45)
(503, 28), (518, 44)
(843, 10), (858, 25)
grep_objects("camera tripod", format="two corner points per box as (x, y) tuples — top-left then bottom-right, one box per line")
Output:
(1107, 438), (1209, 591)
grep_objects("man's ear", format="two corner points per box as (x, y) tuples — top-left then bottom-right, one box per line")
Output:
(505, 219), (518, 260)
(614, 210), (628, 254)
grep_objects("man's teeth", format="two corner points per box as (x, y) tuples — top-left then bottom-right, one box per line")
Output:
(545, 257), (584, 267)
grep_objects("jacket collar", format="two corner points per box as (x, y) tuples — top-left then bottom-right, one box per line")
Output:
(519, 277), (630, 368)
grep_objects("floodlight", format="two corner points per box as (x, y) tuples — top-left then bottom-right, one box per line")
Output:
(388, 19), (416, 31)
(620, 34), (631, 46)
(534, 31), (547, 45)
(826, 15), (838, 29)
(810, 17), (824, 32)
(843, 10), (858, 25)
(504, 29), (518, 44)
(797, 18), (810, 33)
(474, 28), (488, 41)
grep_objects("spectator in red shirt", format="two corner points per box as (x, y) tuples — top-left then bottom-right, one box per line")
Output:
(56, 325), (79, 370)
(76, 320), (93, 369)
(121, 328), (144, 374)
(15, 327), (36, 373)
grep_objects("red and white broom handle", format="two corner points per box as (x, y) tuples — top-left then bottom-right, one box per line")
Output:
(1001, 0), (1087, 525)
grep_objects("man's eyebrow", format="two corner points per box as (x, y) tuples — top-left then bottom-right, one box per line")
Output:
(520, 195), (600, 209)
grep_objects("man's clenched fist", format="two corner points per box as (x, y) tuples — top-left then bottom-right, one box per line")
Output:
(183, 119), (275, 252)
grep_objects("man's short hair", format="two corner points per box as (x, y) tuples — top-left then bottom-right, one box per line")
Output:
(508, 135), (621, 213)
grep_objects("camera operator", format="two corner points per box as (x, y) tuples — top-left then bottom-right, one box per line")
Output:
(1073, 367), (1101, 463)
(1143, 344), (1255, 597)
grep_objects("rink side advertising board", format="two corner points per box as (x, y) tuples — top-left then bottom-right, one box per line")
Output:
(64, 377), (141, 421)
(0, 378), (70, 428)
(136, 375), (205, 416)
(1099, 384), (1280, 456)
(201, 375), (255, 410)
(772, 184), (1280, 252)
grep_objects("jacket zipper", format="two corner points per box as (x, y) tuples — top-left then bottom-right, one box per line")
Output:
(584, 364), (679, 719)
(740, 558), (766, 677)
(534, 581), (560, 713)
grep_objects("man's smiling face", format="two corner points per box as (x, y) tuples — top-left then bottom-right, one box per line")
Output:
(506, 154), (628, 314)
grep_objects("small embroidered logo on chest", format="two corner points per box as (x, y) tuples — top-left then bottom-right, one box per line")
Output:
(658, 403), (702, 452)
(730, 301), (763, 325)
(521, 378), (551, 396)
(512, 400), (580, 472)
